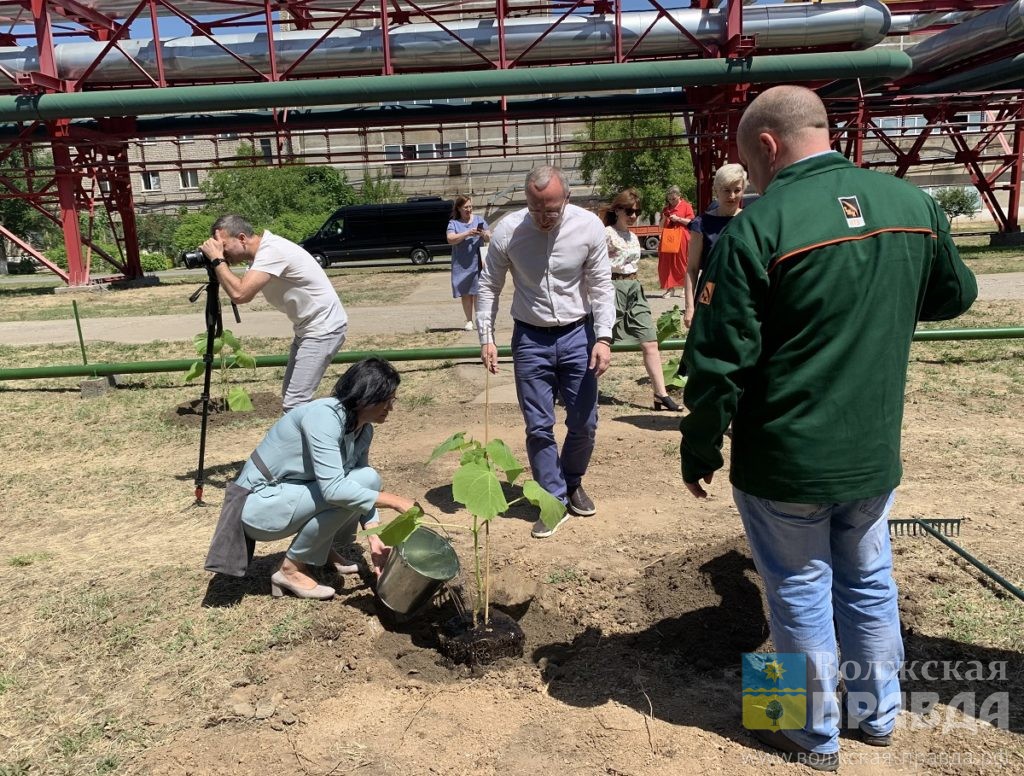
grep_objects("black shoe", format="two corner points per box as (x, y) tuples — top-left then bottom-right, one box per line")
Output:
(860, 729), (892, 747)
(653, 394), (680, 411)
(748, 728), (839, 772)
(567, 484), (596, 516)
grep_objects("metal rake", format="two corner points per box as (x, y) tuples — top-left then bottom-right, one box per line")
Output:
(888, 517), (961, 537)
(889, 517), (1024, 602)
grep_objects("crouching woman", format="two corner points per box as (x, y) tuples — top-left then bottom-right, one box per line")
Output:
(205, 357), (416, 600)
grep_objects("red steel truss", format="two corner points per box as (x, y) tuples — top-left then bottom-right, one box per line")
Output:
(0, 0), (1020, 284)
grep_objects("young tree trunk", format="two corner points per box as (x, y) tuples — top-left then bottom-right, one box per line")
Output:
(0, 237), (9, 275)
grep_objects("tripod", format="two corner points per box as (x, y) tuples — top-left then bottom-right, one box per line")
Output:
(190, 261), (240, 506)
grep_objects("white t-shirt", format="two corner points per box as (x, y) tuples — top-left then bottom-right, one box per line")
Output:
(250, 230), (347, 337)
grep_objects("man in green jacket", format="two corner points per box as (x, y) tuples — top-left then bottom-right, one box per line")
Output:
(680, 86), (977, 771)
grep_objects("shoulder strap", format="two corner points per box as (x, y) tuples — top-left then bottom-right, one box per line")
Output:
(249, 450), (277, 485)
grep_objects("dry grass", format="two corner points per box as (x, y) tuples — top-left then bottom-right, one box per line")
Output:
(0, 290), (1021, 773)
(0, 264), (441, 323)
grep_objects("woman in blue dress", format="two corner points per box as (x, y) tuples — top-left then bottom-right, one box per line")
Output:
(446, 195), (491, 331)
(684, 164), (748, 329)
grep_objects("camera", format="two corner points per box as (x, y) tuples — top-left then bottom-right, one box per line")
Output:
(180, 248), (209, 270)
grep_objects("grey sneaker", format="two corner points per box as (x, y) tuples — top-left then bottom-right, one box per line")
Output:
(567, 484), (596, 516)
(531, 514), (569, 539)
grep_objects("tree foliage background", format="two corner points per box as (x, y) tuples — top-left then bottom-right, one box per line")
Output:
(577, 117), (696, 223)
(0, 150), (50, 272)
(932, 186), (981, 224)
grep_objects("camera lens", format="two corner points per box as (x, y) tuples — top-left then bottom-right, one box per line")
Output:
(179, 249), (207, 269)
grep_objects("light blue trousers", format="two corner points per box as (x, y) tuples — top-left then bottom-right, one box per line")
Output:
(734, 487), (903, 754)
(240, 466), (379, 566)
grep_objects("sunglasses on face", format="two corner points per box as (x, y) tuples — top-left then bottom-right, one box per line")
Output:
(618, 208), (640, 216)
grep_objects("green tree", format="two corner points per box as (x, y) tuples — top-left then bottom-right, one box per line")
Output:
(933, 187), (980, 225)
(0, 150), (50, 274)
(201, 143), (356, 228)
(172, 212), (217, 256)
(136, 210), (181, 259)
(360, 171), (405, 204)
(577, 117), (696, 222)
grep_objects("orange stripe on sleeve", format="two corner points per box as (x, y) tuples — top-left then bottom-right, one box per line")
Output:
(768, 227), (937, 272)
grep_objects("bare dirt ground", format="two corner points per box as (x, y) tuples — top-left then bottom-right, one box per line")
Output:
(0, 273), (1021, 776)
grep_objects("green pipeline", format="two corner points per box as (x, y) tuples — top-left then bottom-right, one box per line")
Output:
(0, 51), (912, 122)
(0, 327), (1019, 382)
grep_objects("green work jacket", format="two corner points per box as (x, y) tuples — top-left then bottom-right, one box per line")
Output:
(680, 152), (978, 502)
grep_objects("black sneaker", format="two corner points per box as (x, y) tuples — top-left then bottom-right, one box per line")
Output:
(748, 728), (839, 772)
(860, 729), (892, 747)
(567, 484), (596, 516)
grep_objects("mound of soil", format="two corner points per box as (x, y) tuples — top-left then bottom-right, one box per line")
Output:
(437, 610), (526, 665)
(165, 391), (282, 427)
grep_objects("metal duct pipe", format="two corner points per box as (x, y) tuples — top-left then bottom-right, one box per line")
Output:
(908, 52), (1024, 94)
(888, 12), (974, 35)
(0, 50), (912, 122)
(905, 0), (1024, 74)
(0, 2), (890, 86)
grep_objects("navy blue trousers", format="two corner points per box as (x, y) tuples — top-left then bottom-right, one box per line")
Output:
(511, 320), (598, 503)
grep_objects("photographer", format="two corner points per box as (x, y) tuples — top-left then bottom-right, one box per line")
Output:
(200, 215), (347, 412)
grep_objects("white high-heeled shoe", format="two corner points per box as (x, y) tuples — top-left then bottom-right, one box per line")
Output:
(270, 570), (335, 600)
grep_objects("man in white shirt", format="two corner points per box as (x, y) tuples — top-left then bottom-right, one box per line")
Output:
(477, 166), (615, 538)
(201, 215), (348, 412)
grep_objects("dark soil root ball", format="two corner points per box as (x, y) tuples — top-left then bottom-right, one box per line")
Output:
(437, 610), (525, 666)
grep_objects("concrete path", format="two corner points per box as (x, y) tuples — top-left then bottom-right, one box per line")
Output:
(1, 271), (1021, 347)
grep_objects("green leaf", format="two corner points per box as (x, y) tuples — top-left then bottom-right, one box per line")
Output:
(360, 504), (423, 546)
(485, 439), (525, 484)
(459, 446), (486, 466)
(192, 332), (207, 355)
(226, 386), (253, 412)
(222, 354), (237, 369)
(452, 460), (508, 520)
(663, 356), (683, 387)
(234, 351), (256, 370)
(656, 306), (683, 343)
(427, 431), (470, 465)
(523, 479), (567, 531)
(221, 329), (242, 350)
(183, 360), (204, 383)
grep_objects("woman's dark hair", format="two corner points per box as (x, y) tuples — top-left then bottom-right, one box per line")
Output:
(603, 188), (641, 226)
(452, 195), (472, 219)
(332, 357), (401, 432)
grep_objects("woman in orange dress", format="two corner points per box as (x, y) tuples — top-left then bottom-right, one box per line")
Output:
(657, 185), (695, 298)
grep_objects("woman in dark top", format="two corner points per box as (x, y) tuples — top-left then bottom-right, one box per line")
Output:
(684, 163), (749, 329)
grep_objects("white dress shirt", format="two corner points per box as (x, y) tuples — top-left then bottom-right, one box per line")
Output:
(475, 204), (615, 344)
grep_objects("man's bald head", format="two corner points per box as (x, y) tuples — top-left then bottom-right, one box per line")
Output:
(736, 85), (833, 193)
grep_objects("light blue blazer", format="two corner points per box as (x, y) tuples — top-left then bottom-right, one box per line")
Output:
(236, 398), (380, 532)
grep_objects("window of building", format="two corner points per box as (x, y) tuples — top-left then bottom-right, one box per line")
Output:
(141, 171), (161, 191)
(259, 138), (274, 163)
(180, 135), (195, 144)
(179, 169), (200, 189)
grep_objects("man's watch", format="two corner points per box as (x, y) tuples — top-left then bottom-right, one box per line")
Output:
(210, 258), (225, 269)
(596, 336), (613, 345)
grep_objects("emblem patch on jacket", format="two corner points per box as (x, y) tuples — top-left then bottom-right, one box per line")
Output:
(838, 196), (865, 228)
(698, 281), (715, 305)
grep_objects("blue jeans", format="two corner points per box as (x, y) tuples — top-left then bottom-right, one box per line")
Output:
(734, 487), (903, 753)
(511, 320), (598, 503)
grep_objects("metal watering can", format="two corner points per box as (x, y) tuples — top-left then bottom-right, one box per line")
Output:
(376, 526), (460, 615)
